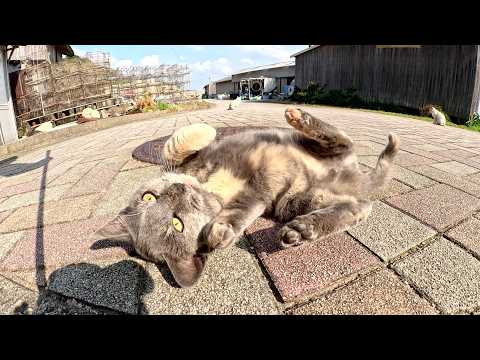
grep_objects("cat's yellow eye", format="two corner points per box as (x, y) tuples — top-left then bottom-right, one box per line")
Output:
(142, 192), (157, 202)
(172, 217), (184, 232)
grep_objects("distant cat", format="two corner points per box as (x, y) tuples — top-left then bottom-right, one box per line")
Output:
(228, 97), (241, 110)
(429, 106), (446, 126)
(94, 107), (400, 287)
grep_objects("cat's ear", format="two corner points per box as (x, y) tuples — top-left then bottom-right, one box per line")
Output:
(93, 214), (131, 242)
(163, 253), (206, 288)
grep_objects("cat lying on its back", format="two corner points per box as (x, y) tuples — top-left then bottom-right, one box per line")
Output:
(94, 107), (400, 287)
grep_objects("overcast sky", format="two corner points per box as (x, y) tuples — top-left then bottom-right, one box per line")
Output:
(72, 45), (306, 90)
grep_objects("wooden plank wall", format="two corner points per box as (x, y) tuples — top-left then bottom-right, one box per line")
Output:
(295, 45), (480, 120)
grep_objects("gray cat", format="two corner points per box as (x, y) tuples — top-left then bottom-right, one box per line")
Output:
(93, 107), (400, 287)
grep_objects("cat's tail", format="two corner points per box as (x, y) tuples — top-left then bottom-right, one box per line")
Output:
(366, 133), (400, 192)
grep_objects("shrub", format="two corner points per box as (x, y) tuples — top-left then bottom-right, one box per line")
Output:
(291, 83), (363, 108)
(467, 112), (480, 127)
(156, 102), (171, 111)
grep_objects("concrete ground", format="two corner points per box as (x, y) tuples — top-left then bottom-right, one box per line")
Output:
(1, 100), (480, 315)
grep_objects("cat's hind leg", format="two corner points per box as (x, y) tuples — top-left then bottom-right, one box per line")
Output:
(285, 107), (353, 155)
(277, 199), (372, 249)
(163, 123), (217, 165)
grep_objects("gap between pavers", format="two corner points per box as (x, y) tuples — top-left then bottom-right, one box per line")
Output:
(385, 183), (480, 232)
(94, 166), (163, 216)
(0, 274), (37, 315)
(245, 218), (382, 303)
(392, 237), (480, 314)
(347, 201), (437, 262)
(445, 217), (480, 259)
(287, 268), (438, 315)
(141, 237), (281, 315)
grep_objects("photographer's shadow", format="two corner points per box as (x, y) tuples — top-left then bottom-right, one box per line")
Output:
(91, 238), (181, 288)
(36, 259), (155, 315)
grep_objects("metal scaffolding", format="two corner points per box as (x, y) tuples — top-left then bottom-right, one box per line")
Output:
(11, 56), (191, 129)
(85, 51), (111, 68)
(111, 64), (191, 102)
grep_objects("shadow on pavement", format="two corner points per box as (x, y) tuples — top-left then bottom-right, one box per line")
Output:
(0, 155), (53, 178)
(244, 220), (284, 256)
(27, 150), (154, 315)
(34, 260), (155, 315)
(91, 238), (180, 289)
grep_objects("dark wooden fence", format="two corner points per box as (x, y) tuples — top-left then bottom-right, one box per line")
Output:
(295, 45), (480, 121)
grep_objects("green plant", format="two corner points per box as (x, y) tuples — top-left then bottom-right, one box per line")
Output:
(292, 83), (363, 108)
(467, 112), (480, 127)
(156, 102), (171, 111)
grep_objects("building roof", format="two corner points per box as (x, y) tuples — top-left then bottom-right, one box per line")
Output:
(214, 75), (232, 83)
(291, 45), (321, 57)
(232, 61), (295, 76)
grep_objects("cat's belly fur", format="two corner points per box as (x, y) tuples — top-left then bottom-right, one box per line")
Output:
(181, 129), (360, 214)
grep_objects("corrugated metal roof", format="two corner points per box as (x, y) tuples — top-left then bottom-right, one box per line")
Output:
(291, 45), (321, 57)
(232, 61), (295, 75)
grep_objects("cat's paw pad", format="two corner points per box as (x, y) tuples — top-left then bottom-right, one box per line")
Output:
(278, 219), (317, 249)
(206, 222), (236, 250)
(284, 107), (304, 128)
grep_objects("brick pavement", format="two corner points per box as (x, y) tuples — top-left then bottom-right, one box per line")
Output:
(1, 100), (480, 314)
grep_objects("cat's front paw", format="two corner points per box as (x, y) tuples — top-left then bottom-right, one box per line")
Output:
(204, 221), (236, 251)
(278, 218), (318, 249)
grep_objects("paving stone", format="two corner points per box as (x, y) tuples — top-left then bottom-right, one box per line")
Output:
(353, 141), (386, 155)
(445, 217), (480, 259)
(44, 158), (84, 183)
(288, 269), (438, 315)
(47, 259), (145, 314)
(404, 149), (452, 163)
(408, 165), (480, 197)
(0, 216), (131, 272)
(470, 155), (480, 164)
(121, 159), (154, 171)
(0, 179), (44, 199)
(0, 275), (37, 315)
(245, 218), (381, 302)
(359, 156), (437, 189)
(94, 166), (162, 216)
(0, 194), (98, 233)
(456, 158), (480, 171)
(0, 183), (72, 212)
(0, 210), (12, 224)
(394, 152), (437, 167)
(412, 144), (448, 152)
(370, 179), (413, 200)
(0, 169), (43, 189)
(392, 238), (480, 314)
(348, 201), (436, 261)
(467, 172), (480, 185)
(0, 231), (25, 261)
(141, 237), (280, 314)
(436, 149), (478, 161)
(430, 161), (479, 176)
(66, 166), (119, 198)
(386, 184), (480, 231)
(48, 161), (97, 186)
